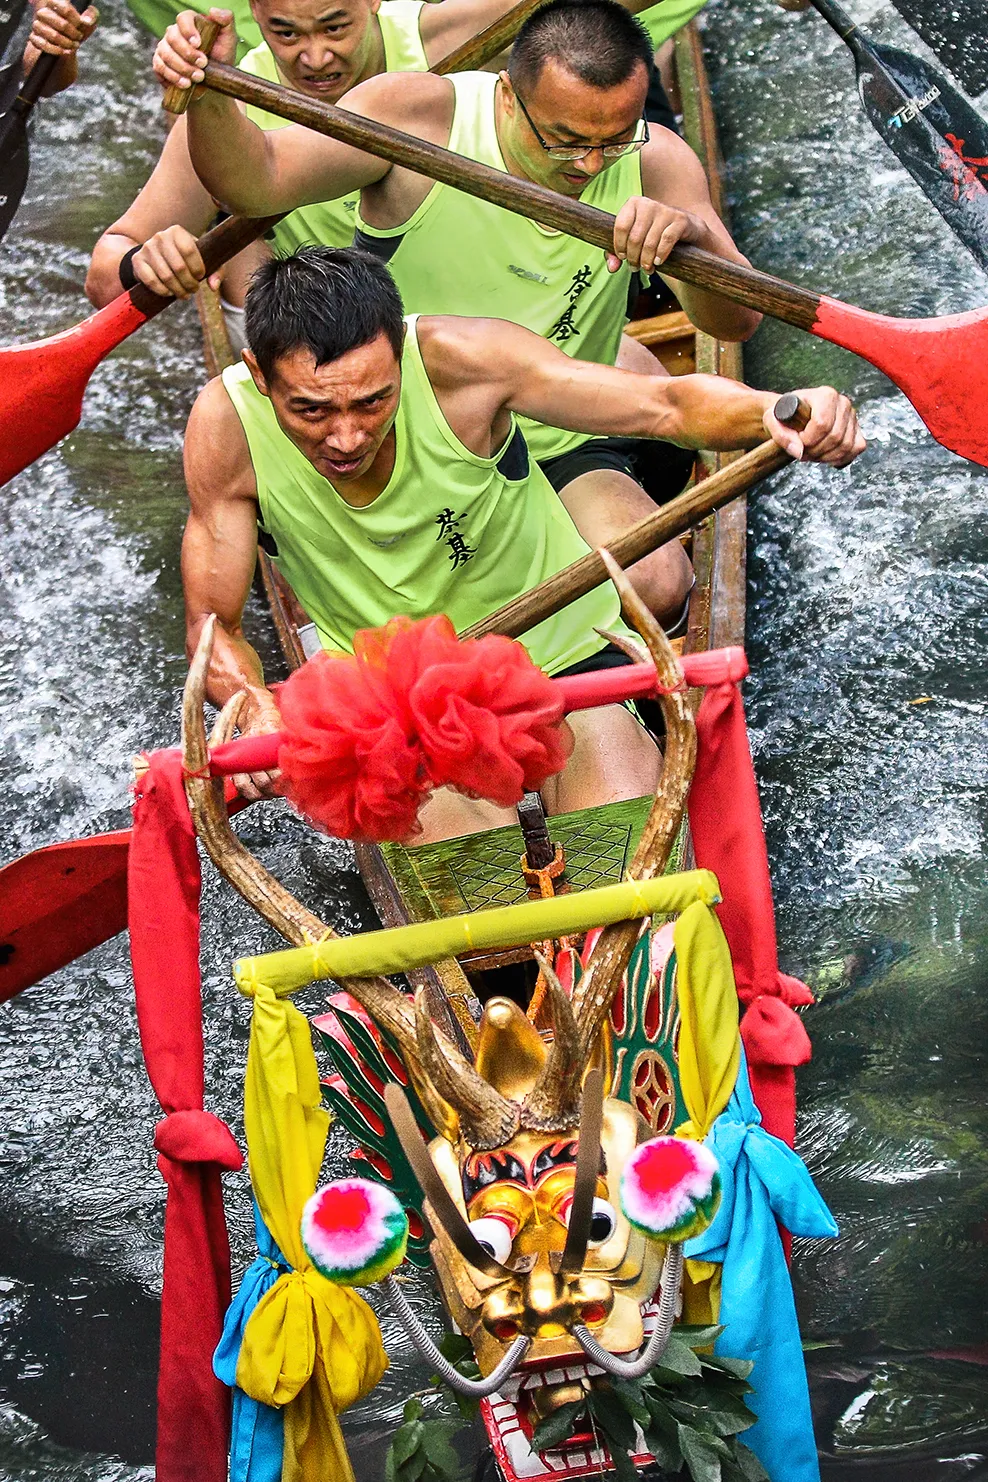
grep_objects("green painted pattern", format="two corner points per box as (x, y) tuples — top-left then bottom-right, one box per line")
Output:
(379, 796), (671, 923)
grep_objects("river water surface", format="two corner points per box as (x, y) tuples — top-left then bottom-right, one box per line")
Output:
(0, 0), (986, 1476)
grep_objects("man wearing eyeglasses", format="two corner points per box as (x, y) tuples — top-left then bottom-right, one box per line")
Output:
(158, 0), (762, 629)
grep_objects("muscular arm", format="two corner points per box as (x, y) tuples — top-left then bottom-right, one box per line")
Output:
(182, 379), (279, 728)
(421, 316), (865, 464)
(86, 117), (218, 305)
(632, 134), (762, 342)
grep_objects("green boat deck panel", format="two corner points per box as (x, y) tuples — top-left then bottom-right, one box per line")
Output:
(378, 795), (684, 923)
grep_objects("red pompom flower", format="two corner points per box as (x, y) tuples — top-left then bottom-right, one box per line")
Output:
(275, 615), (570, 843)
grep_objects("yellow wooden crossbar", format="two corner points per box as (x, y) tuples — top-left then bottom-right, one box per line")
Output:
(233, 869), (722, 998)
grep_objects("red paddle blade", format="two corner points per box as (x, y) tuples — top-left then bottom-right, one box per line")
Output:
(0, 832), (131, 1002)
(0, 293), (150, 487)
(813, 297), (988, 466)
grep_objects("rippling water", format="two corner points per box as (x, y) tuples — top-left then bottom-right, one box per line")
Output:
(0, 0), (985, 1475)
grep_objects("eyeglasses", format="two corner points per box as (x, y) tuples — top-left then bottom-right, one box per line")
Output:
(513, 89), (650, 161)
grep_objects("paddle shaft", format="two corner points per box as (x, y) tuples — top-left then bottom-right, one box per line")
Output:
(432, 0), (547, 74)
(464, 396), (809, 641)
(171, 60), (823, 333)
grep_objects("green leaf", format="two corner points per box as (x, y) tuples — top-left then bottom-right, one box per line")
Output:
(438, 1332), (475, 1365)
(700, 1355), (754, 1381)
(675, 1325), (725, 1347)
(395, 1448), (428, 1482)
(421, 1420), (462, 1479)
(734, 1443), (770, 1481)
(695, 1397), (757, 1438)
(404, 1398), (425, 1425)
(610, 1377), (652, 1427)
(391, 1420), (424, 1469)
(531, 1399), (586, 1453)
(606, 1443), (638, 1482)
(678, 1423), (723, 1482)
(643, 1363), (688, 1386)
(643, 1425), (683, 1470)
(588, 1387), (639, 1452)
(656, 1337), (704, 1376)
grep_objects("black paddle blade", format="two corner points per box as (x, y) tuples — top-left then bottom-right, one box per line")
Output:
(0, 0), (28, 62)
(888, 0), (987, 100)
(854, 39), (988, 274)
(0, 114), (29, 243)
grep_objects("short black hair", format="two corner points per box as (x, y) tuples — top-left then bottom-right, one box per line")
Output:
(508, 0), (653, 96)
(244, 245), (405, 381)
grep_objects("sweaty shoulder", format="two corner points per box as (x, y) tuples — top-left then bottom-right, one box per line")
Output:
(184, 375), (258, 508)
(339, 70), (455, 146)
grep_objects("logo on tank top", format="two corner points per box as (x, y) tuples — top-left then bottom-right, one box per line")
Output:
(509, 264), (550, 285)
(548, 265), (593, 344)
(436, 508), (476, 570)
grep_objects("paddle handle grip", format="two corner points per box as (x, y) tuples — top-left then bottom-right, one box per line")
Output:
(162, 15), (222, 115)
(14, 47), (61, 111)
(193, 59), (826, 332)
(773, 392), (811, 430)
(127, 209), (285, 320)
(205, 649), (749, 776)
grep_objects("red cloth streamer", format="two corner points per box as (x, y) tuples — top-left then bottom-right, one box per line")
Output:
(128, 751), (243, 1482)
(276, 614), (570, 842)
(685, 651), (813, 1151)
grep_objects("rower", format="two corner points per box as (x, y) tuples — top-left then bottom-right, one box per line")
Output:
(158, 0), (763, 626)
(87, 0), (672, 334)
(181, 247), (864, 833)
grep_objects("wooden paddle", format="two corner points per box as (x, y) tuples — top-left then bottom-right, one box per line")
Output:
(432, 0), (546, 75)
(804, 0), (988, 276)
(464, 403), (808, 640)
(0, 209), (282, 487)
(166, 54), (988, 468)
(0, 785), (251, 1002)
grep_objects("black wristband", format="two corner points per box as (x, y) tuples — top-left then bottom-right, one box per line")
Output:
(118, 244), (142, 292)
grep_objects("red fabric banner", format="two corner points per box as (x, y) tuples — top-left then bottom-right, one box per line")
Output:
(686, 661), (813, 1150)
(128, 752), (242, 1482)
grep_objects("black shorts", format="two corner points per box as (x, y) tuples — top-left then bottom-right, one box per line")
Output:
(538, 435), (696, 507)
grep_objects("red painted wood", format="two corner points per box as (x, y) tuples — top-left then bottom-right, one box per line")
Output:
(0, 784), (249, 998)
(0, 294), (150, 486)
(0, 832), (131, 1001)
(812, 294), (988, 466)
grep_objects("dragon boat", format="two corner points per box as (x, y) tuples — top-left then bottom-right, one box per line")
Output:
(165, 22), (837, 1482)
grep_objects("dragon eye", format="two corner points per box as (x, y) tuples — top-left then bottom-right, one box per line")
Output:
(469, 1216), (513, 1264)
(588, 1198), (617, 1246)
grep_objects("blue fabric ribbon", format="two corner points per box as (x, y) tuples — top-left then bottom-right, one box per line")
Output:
(213, 1201), (289, 1482)
(685, 1051), (838, 1482)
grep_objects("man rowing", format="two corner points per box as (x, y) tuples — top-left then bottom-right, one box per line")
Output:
(83, 0), (671, 339)
(183, 247), (864, 836)
(158, 0), (763, 626)
(85, 0), (655, 330)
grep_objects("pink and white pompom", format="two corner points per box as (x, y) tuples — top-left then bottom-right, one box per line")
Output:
(620, 1136), (721, 1243)
(301, 1177), (408, 1286)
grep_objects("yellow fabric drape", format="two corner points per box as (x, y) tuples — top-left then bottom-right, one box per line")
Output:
(672, 898), (741, 1325)
(236, 982), (388, 1482)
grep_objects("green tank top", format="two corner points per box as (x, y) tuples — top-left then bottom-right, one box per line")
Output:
(220, 316), (625, 674)
(239, 3), (428, 257)
(354, 71), (642, 463)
